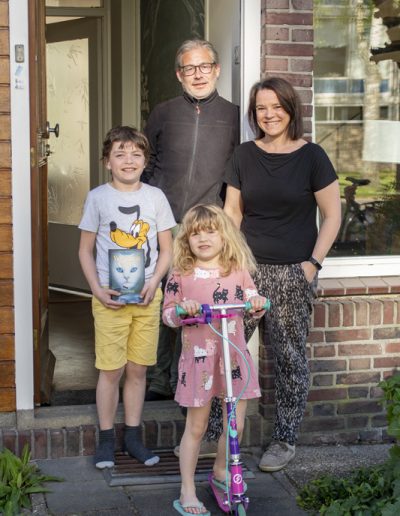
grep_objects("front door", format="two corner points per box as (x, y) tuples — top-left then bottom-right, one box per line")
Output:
(29, 0), (54, 405)
(46, 17), (101, 292)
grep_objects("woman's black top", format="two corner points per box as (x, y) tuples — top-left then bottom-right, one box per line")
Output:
(224, 141), (338, 265)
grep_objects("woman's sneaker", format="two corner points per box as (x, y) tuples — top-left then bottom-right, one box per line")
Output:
(258, 441), (295, 472)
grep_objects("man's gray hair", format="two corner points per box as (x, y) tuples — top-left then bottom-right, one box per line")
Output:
(175, 39), (219, 70)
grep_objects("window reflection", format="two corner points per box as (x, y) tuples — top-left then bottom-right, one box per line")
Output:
(315, 0), (400, 257)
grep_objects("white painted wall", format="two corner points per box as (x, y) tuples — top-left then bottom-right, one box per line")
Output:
(9, 0), (34, 410)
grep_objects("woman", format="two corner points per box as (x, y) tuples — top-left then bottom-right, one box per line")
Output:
(224, 77), (341, 472)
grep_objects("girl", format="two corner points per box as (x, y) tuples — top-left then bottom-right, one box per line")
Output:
(163, 204), (266, 516)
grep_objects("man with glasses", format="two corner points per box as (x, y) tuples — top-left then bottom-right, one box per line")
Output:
(143, 39), (239, 223)
(143, 39), (239, 456)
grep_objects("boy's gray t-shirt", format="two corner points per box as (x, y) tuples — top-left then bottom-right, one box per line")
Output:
(79, 182), (176, 285)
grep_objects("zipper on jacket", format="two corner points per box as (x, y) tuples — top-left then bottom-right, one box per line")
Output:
(181, 104), (200, 216)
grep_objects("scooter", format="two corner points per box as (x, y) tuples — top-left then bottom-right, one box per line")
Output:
(176, 300), (270, 515)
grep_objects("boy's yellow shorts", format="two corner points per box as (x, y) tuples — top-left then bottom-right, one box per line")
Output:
(92, 288), (162, 370)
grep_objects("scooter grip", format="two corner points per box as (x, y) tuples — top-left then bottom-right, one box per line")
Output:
(176, 305), (203, 316)
(244, 300), (271, 311)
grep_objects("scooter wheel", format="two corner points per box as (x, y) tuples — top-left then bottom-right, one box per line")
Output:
(235, 503), (246, 515)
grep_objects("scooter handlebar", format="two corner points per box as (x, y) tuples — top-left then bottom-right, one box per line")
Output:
(175, 300), (270, 317)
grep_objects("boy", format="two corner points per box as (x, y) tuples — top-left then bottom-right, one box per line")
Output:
(79, 126), (175, 468)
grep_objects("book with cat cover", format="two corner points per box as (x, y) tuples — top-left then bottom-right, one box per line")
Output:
(108, 249), (145, 304)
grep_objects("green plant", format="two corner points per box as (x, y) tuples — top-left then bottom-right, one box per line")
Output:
(297, 373), (400, 515)
(0, 444), (62, 516)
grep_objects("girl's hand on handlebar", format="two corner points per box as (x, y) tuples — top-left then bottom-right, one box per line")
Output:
(178, 299), (201, 317)
(248, 295), (267, 318)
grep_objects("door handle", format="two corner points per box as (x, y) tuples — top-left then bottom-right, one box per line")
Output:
(44, 121), (60, 138)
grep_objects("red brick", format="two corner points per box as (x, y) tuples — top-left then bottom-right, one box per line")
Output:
(348, 386), (369, 398)
(159, 421), (174, 448)
(33, 429), (48, 459)
(264, 42), (313, 57)
(341, 301), (355, 327)
(310, 359), (346, 372)
(82, 425), (96, 456)
(355, 301), (368, 325)
(369, 301), (382, 325)
(308, 388), (348, 401)
(292, 29), (313, 42)
(313, 303), (326, 327)
(302, 104), (313, 117)
(265, 13), (313, 25)
(338, 343), (382, 356)
(312, 403), (335, 416)
(385, 342), (400, 353)
(337, 372), (380, 385)
(374, 357), (400, 368)
(50, 430), (65, 459)
(370, 386), (384, 399)
(263, 0), (289, 8)
(337, 401), (382, 414)
(328, 302), (341, 327)
(266, 27), (289, 41)
(292, 0), (313, 9)
(374, 327), (400, 340)
(291, 58), (313, 72)
(265, 58), (288, 71)
(326, 329), (371, 342)
(259, 375), (275, 389)
(2, 430), (16, 454)
(301, 417), (345, 432)
(383, 300), (395, 324)
(17, 430), (32, 457)
(312, 374), (333, 386)
(349, 358), (371, 370)
(297, 89), (313, 104)
(144, 420), (158, 448)
(347, 416), (369, 428)
(307, 330), (325, 344)
(261, 389), (276, 404)
(314, 344), (335, 358)
(66, 428), (80, 457)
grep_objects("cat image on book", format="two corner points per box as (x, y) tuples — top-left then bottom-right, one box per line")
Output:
(109, 249), (145, 304)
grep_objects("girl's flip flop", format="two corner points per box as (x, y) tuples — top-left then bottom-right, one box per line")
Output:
(172, 499), (210, 516)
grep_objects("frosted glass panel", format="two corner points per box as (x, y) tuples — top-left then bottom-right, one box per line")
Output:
(46, 1), (102, 6)
(47, 38), (90, 225)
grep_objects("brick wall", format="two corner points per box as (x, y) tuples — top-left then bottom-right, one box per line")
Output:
(262, 0), (313, 137)
(0, 0), (15, 412)
(259, 278), (400, 445)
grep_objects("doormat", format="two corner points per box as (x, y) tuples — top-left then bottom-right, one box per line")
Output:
(104, 449), (255, 487)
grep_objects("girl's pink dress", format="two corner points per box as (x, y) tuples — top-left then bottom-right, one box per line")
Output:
(162, 267), (262, 407)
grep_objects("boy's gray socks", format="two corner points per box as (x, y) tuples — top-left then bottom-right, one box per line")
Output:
(124, 425), (160, 466)
(95, 428), (115, 469)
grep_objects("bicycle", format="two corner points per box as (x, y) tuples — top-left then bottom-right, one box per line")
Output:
(177, 300), (270, 515)
(332, 176), (379, 255)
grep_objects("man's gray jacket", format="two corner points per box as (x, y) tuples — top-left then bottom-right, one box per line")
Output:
(143, 90), (240, 223)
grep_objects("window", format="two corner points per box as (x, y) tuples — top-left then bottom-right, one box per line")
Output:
(314, 1), (400, 266)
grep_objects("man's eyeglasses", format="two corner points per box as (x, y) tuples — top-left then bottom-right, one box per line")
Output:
(179, 62), (216, 77)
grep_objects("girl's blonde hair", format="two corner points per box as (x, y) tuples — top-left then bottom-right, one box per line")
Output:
(173, 204), (257, 276)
